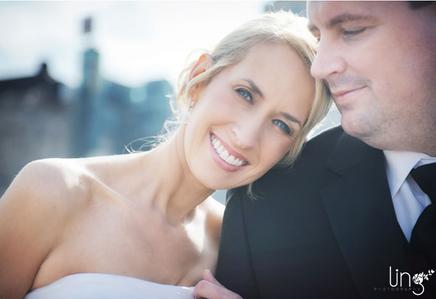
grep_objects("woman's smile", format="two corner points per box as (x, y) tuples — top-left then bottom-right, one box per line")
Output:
(209, 132), (248, 172)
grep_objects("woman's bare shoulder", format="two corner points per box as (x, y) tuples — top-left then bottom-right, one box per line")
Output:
(12, 158), (92, 202)
(0, 155), (121, 220)
(0, 158), (93, 298)
(17, 153), (142, 195)
(0, 154), (143, 298)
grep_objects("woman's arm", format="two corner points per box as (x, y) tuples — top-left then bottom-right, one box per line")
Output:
(0, 160), (69, 299)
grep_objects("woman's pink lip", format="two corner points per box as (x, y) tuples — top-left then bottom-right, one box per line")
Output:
(209, 132), (249, 163)
(209, 142), (242, 172)
(208, 132), (249, 172)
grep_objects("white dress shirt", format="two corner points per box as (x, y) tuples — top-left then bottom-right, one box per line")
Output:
(384, 150), (436, 241)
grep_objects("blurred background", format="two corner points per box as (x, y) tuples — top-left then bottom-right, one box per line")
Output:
(0, 1), (338, 200)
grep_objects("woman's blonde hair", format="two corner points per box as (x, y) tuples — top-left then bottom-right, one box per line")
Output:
(177, 11), (331, 170)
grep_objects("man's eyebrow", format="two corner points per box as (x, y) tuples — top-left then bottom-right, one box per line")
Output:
(328, 13), (377, 28)
(242, 78), (264, 98)
(281, 112), (302, 128)
(308, 13), (376, 32)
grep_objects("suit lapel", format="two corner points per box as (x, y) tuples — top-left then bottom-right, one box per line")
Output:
(321, 133), (409, 298)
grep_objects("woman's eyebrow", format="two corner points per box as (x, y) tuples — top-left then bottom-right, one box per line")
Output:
(281, 112), (302, 128)
(242, 78), (264, 98)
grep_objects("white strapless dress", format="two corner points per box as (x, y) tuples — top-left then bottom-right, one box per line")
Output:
(25, 273), (194, 299)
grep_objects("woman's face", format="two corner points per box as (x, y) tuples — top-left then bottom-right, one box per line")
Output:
(184, 42), (315, 190)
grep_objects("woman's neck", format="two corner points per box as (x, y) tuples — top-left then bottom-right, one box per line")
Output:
(138, 129), (214, 225)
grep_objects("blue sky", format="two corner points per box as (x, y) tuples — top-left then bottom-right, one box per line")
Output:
(0, 1), (267, 88)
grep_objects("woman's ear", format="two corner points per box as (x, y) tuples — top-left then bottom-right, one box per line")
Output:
(188, 53), (213, 101)
(189, 53), (213, 80)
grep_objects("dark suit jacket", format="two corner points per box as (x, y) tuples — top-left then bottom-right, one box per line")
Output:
(216, 126), (433, 299)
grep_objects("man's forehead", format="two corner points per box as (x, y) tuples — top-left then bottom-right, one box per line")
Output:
(307, 1), (381, 29)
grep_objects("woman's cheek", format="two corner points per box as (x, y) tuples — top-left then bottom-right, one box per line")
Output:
(210, 92), (242, 117)
(268, 136), (293, 164)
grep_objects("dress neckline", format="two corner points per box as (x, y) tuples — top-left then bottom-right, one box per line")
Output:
(26, 272), (194, 299)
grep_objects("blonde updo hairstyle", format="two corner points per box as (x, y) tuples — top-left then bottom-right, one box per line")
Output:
(177, 11), (331, 171)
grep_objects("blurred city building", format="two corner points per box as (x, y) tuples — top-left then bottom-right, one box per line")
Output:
(0, 63), (71, 195)
(0, 17), (173, 195)
(264, 1), (306, 15)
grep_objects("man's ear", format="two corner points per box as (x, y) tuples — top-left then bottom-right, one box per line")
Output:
(189, 53), (213, 80)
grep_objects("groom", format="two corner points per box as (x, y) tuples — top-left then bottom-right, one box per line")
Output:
(194, 2), (436, 299)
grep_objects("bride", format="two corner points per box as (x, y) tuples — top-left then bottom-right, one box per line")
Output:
(0, 12), (329, 299)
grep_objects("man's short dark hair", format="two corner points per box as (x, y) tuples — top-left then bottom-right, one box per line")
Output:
(408, 1), (434, 9)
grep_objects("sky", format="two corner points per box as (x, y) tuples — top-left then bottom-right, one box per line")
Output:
(0, 1), (267, 88)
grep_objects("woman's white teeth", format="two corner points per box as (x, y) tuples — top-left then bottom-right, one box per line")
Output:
(211, 134), (246, 167)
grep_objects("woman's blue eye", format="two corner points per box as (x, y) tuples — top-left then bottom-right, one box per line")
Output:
(272, 119), (292, 135)
(236, 87), (253, 103)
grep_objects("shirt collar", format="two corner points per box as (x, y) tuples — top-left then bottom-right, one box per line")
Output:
(384, 150), (436, 197)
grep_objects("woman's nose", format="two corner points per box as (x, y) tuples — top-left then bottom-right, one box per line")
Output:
(231, 118), (262, 150)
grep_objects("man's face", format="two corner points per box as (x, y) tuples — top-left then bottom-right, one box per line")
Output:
(308, 2), (436, 153)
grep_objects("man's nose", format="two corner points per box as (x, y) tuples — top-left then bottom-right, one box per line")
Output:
(311, 39), (346, 80)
